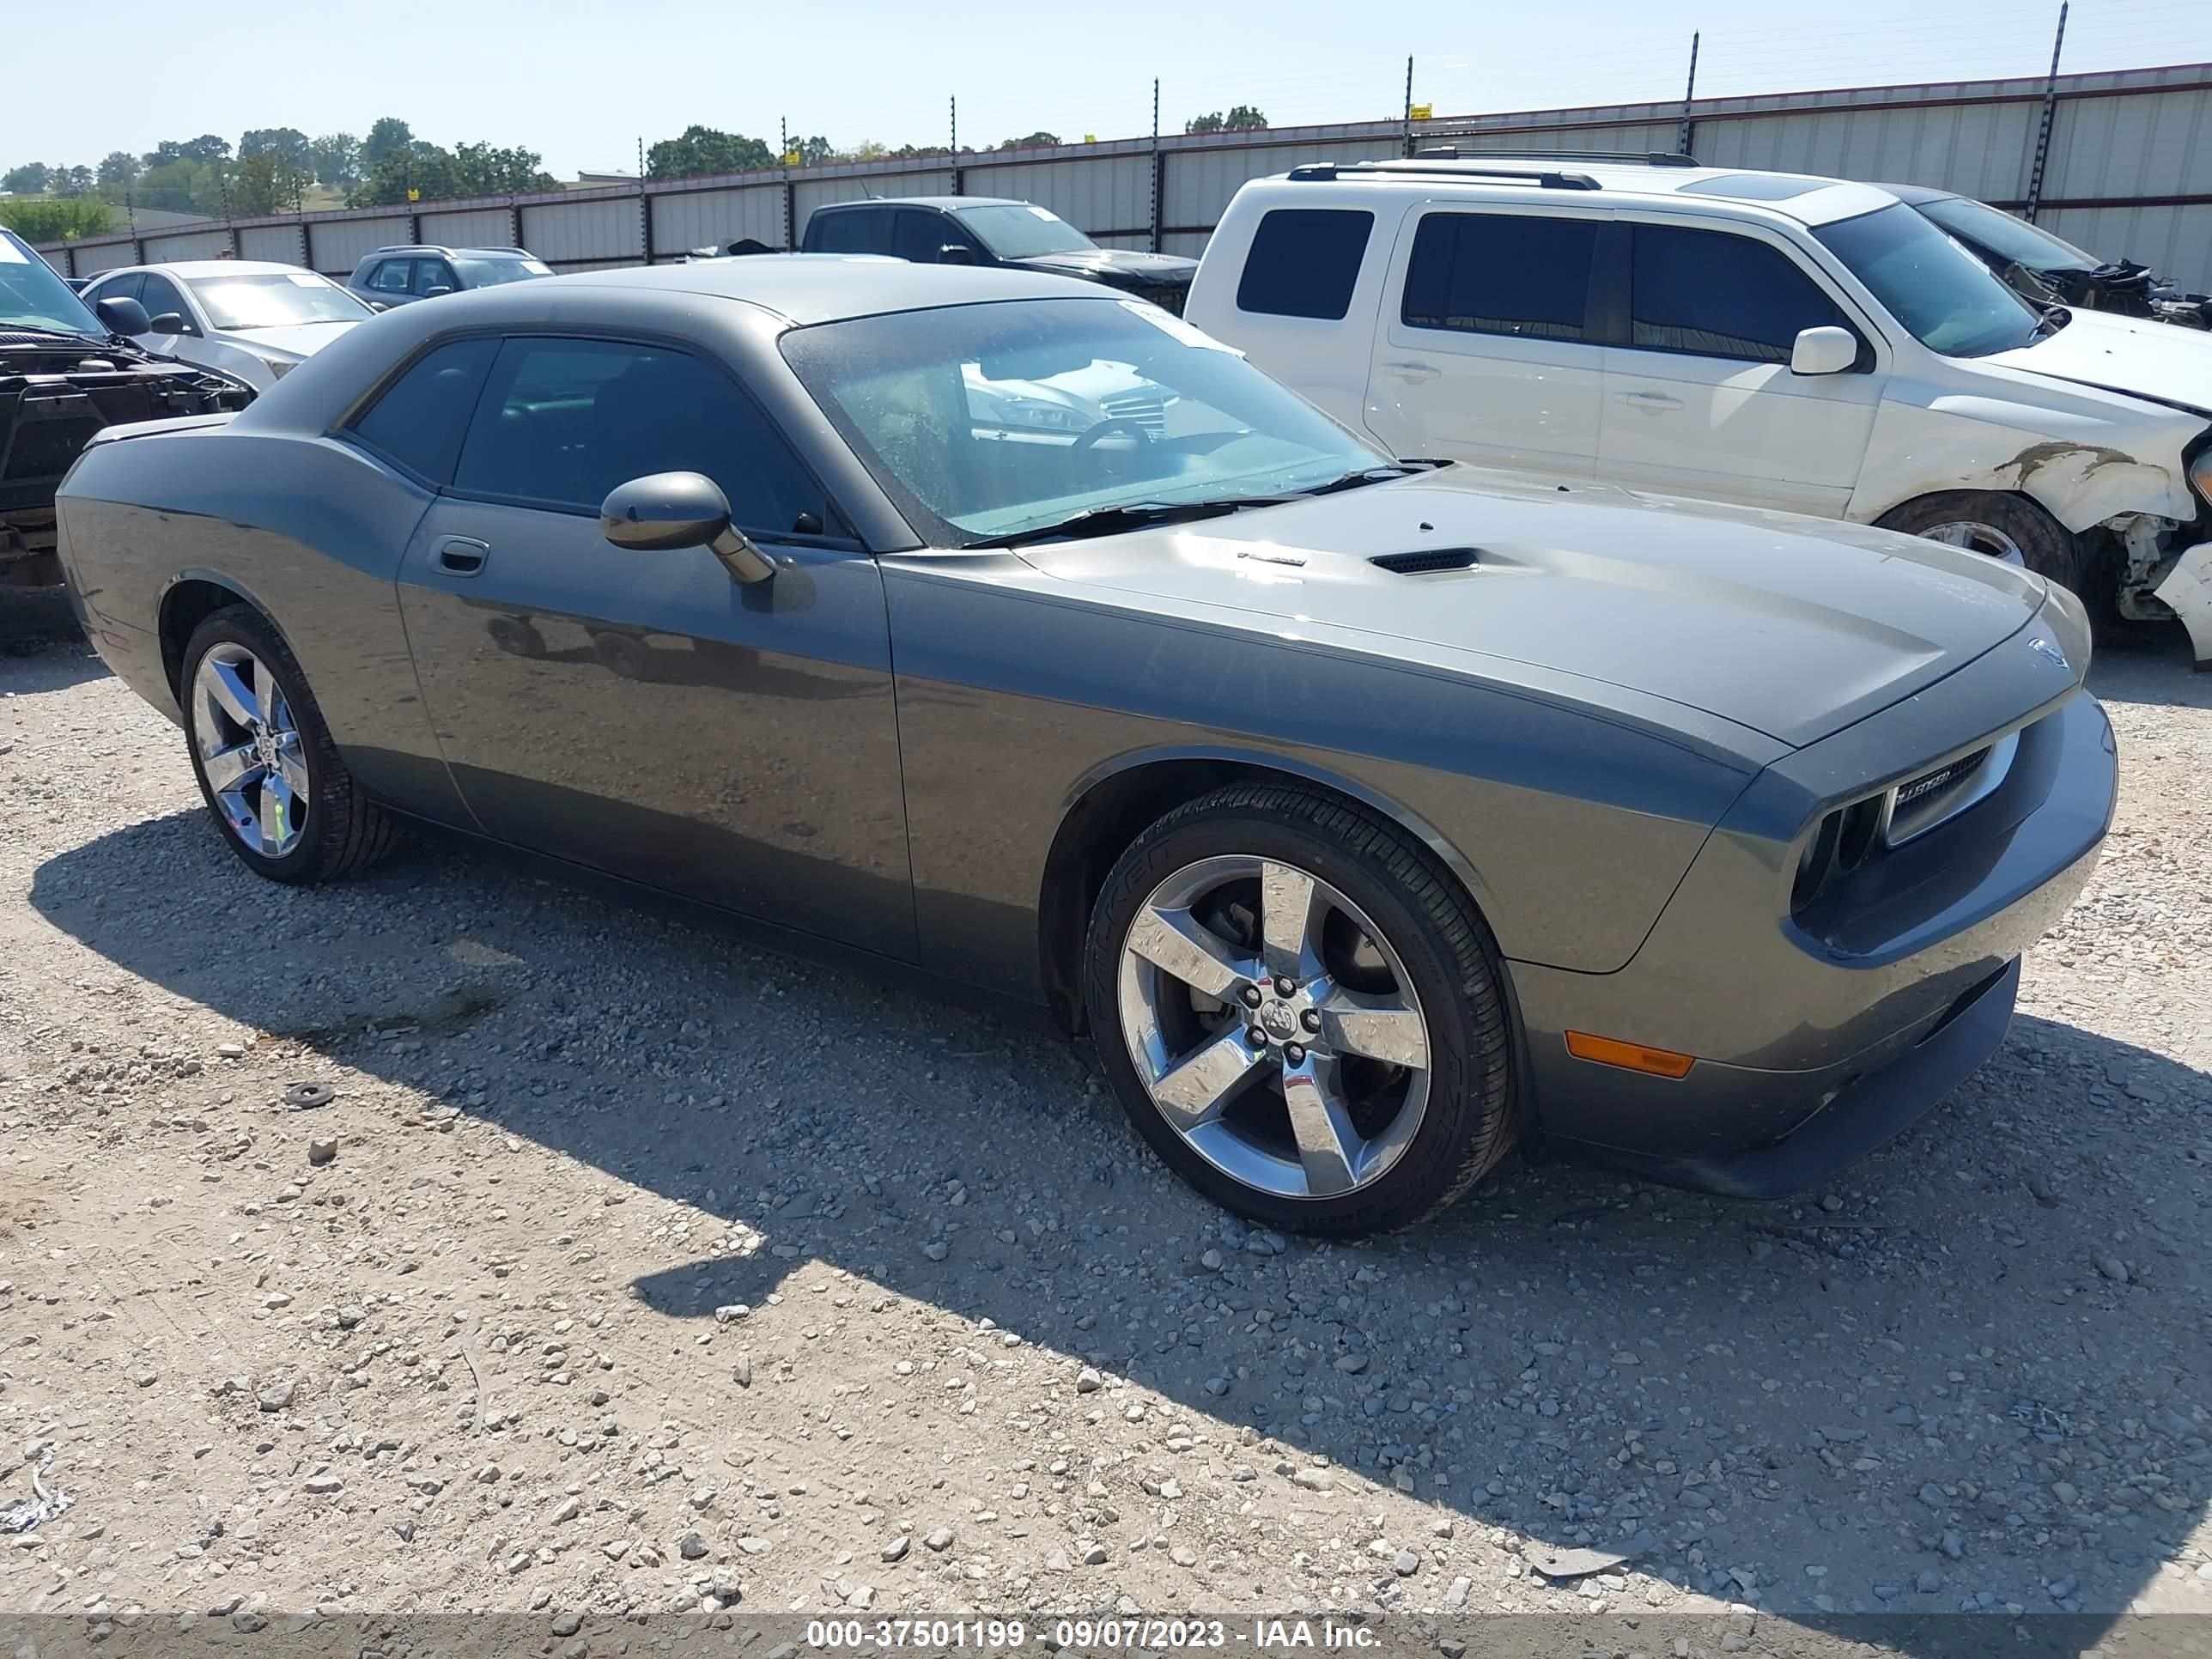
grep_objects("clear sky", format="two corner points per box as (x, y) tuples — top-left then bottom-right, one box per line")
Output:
(7, 0), (2208, 179)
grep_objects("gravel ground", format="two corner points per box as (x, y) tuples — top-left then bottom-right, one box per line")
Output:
(1, 598), (2208, 1651)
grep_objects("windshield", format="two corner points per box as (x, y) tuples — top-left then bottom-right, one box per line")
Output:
(782, 297), (1389, 544)
(1915, 194), (2100, 274)
(456, 256), (551, 287)
(1814, 204), (2043, 357)
(0, 231), (105, 337)
(188, 270), (374, 330)
(953, 204), (1097, 260)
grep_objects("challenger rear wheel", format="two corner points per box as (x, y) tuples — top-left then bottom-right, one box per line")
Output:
(1085, 784), (1515, 1236)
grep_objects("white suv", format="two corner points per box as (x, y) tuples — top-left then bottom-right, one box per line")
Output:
(1184, 153), (2212, 664)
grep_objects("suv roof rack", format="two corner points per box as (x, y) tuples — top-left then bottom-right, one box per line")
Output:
(1413, 145), (1700, 167)
(1287, 160), (1601, 191)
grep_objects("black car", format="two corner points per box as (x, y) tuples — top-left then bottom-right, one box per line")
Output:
(343, 244), (553, 310)
(1883, 182), (2211, 328)
(800, 197), (1198, 313)
(1, 228), (252, 586)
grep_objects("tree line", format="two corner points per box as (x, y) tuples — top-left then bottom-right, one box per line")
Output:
(4, 105), (1270, 241)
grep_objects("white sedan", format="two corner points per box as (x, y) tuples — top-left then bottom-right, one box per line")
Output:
(76, 260), (376, 390)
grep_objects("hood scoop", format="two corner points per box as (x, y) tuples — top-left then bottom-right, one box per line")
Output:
(1370, 546), (1480, 575)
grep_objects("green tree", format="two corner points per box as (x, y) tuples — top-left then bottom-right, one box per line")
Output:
(308, 132), (362, 190)
(52, 166), (95, 197)
(999, 131), (1061, 149)
(137, 158), (228, 215)
(96, 151), (141, 193)
(349, 139), (555, 207)
(240, 127), (313, 173)
(0, 196), (112, 240)
(645, 125), (774, 180)
(450, 142), (556, 195)
(144, 135), (230, 167)
(794, 134), (837, 165)
(1224, 104), (1268, 130)
(362, 118), (414, 170)
(2, 161), (52, 194)
(234, 153), (303, 216)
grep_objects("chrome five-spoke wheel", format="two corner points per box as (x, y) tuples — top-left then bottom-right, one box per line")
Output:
(191, 641), (311, 858)
(1116, 854), (1431, 1200)
(1917, 520), (2027, 567)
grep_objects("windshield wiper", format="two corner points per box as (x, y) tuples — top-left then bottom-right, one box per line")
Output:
(2033, 304), (2072, 337)
(967, 499), (1244, 549)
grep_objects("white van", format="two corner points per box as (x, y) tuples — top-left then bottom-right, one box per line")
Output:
(1184, 154), (2212, 665)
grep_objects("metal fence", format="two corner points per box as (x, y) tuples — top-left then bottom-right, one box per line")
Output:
(35, 60), (2212, 292)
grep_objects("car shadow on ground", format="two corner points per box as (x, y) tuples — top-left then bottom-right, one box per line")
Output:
(27, 799), (2212, 1651)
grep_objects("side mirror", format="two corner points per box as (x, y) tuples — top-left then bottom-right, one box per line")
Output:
(937, 243), (978, 266)
(95, 295), (152, 336)
(600, 471), (775, 585)
(148, 312), (189, 337)
(365, 298), (392, 313)
(1790, 325), (1858, 376)
(422, 285), (454, 299)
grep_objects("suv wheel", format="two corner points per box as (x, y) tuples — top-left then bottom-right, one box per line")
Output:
(1878, 491), (2089, 595)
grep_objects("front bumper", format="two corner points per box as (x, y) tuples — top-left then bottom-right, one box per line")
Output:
(1511, 672), (2116, 1198)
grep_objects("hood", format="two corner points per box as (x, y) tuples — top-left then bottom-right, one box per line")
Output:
(225, 319), (362, 361)
(1021, 471), (2050, 749)
(1984, 306), (2212, 416)
(1008, 248), (1200, 287)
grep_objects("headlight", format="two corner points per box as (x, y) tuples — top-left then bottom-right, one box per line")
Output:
(994, 397), (1080, 431)
(2189, 444), (2212, 507)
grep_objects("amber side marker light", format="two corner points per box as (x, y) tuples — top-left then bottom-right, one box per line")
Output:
(1564, 1031), (1697, 1079)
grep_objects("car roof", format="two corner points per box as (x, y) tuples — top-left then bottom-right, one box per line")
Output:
(543, 253), (1104, 324)
(1873, 181), (1951, 206)
(91, 259), (330, 281)
(1262, 157), (1900, 228)
(358, 245), (532, 260)
(813, 197), (1031, 213)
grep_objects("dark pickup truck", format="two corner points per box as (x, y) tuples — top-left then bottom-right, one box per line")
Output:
(799, 197), (1198, 313)
(3, 229), (251, 586)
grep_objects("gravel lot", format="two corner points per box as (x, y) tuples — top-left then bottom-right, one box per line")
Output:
(2, 592), (2209, 1652)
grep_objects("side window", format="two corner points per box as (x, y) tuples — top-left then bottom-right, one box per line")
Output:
(367, 259), (413, 295)
(1401, 212), (1599, 342)
(138, 274), (192, 329)
(810, 209), (887, 254)
(891, 210), (951, 264)
(1630, 224), (1852, 363)
(346, 336), (498, 483)
(453, 337), (838, 538)
(88, 271), (145, 307)
(1237, 209), (1374, 319)
(414, 259), (458, 297)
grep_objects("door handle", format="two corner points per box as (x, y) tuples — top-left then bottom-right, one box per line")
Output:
(1618, 391), (1684, 412)
(436, 536), (489, 575)
(1382, 361), (1441, 382)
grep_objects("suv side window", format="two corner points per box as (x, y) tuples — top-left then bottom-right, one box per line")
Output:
(413, 258), (459, 297)
(810, 208), (889, 254)
(345, 335), (499, 483)
(138, 274), (193, 331)
(1237, 209), (1374, 319)
(367, 259), (414, 295)
(891, 209), (952, 264)
(453, 336), (840, 538)
(1401, 212), (1599, 341)
(1630, 224), (1851, 363)
(86, 271), (145, 307)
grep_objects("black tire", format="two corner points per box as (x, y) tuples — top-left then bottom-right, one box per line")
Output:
(1876, 490), (2091, 596)
(180, 605), (398, 884)
(1083, 783), (1516, 1237)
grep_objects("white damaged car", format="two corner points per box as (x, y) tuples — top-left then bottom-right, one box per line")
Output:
(1185, 158), (2212, 665)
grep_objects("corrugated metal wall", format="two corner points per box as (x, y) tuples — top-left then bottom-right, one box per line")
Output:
(237, 225), (304, 264)
(34, 62), (2212, 290)
(142, 229), (234, 262)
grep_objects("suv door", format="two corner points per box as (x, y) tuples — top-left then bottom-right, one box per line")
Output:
(362, 258), (416, 304)
(391, 332), (915, 956)
(1364, 206), (1607, 480)
(412, 258), (459, 298)
(1597, 221), (1883, 517)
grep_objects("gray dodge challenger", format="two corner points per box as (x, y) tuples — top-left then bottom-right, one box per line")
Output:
(53, 258), (2118, 1235)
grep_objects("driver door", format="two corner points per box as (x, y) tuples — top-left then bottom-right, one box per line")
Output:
(392, 332), (916, 957)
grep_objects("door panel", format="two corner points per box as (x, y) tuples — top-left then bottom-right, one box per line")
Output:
(1598, 222), (1883, 518)
(397, 505), (915, 956)
(1364, 207), (1606, 480)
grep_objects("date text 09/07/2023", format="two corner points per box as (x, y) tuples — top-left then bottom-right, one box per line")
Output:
(802, 1618), (1382, 1650)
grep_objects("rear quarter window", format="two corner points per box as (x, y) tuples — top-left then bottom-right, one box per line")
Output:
(344, 336), (498, 484)
(1236, 209), (1375, 319)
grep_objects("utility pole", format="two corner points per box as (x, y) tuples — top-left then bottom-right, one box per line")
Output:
(1678, 32), (1701, 157)
(1402, 56), (1415, 157)
(950, 95), (958, 155)
(2026, 1), (2069, 221)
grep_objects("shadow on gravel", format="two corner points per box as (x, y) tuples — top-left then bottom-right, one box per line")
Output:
(2087, 630), (2212, 712)
(29, 807), (2212, 1651)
